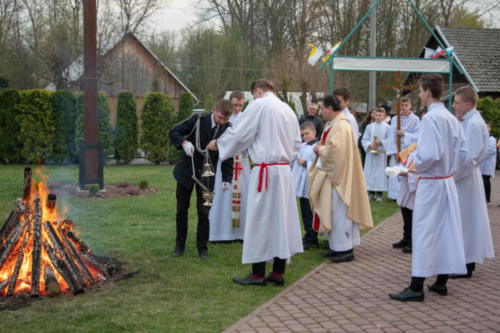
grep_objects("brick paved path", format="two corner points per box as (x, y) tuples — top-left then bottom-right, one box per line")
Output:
(225, 173), (500, 333)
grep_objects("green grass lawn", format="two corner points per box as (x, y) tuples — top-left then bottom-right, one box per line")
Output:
(0, 165), (398, 332)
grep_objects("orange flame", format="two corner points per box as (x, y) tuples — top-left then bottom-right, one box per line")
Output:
(0, 168), (104, 296)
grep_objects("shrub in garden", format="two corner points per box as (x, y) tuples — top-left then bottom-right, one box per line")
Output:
(0, 76), (8, 89)
(177, 92), (193, 123)
(51, 90), (77, 162)
(16, 90), (55, 163)
(0, 89), (21, 162)
(139, 180), (149, 189)
(478, 97), (500, 139)
(87, 184), (100, 196)
(114, 91), (138, 164)
(75, 91), (114, 158)
(140, 92), (173, 164)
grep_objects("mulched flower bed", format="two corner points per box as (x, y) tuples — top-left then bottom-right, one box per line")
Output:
(47, 182), (158, 198)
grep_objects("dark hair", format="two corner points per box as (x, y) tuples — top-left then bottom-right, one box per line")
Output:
(300, 121), (316, 132)
(229, 91), (245, 101)
(379, 104), (390, 114)
(360, 108), (377, 127)
(419, 74), (443, 99)
(216, 99), (233, 117)
(322, 95), (341, 111)
(401, 97), (412, 104)
(251, 79), (275, 93)
(332, 87), (350, 101)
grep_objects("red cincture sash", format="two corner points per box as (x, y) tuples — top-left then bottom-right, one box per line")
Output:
(418, 175), (452, 180)
(320, 127), (331, 145)
(255, 162), (289, 192)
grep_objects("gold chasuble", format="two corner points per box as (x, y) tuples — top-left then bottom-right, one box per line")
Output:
(308, 113), (373, 233)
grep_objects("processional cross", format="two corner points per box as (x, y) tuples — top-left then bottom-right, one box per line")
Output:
(381, 71), (416, 152)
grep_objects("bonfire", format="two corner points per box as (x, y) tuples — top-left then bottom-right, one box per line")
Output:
(0, 168), (110, 297)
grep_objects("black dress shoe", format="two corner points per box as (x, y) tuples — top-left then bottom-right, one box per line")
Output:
(389, 287), (424, 302)
(449, 273), (472, 279)
(303, 241), (319, 250)
(172, 246), (184, 257)
(319, 249), (337, 257)
(266, 273), (284, 286)
(392, 239), (409, 249)
(232, 274), (266, 286)
(198, 248), (209, 260)
(402, 245), (412, 253)
(329, 251), (354, 263)
(427, 283), (447, 296)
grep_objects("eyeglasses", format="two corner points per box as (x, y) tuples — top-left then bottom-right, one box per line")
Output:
(232, 104), (244, 107)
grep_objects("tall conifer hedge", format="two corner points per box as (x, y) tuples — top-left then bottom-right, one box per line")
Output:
(115, 91), (138, 164)
(17, 90), (54, 163)
(0, 89), (21, 162)
(140, 92), (172, 164)
(177, 92), (193, 123)
(51, 90), (77, 162)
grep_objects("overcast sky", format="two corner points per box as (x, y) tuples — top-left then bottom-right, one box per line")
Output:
(149, 0), (499, 34)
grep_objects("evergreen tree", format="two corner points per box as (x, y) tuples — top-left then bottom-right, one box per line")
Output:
(115, 91), (138, 164)
(177, 92), (193, 123)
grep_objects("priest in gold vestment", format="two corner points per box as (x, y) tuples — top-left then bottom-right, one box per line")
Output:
(308, 95), (373, 263)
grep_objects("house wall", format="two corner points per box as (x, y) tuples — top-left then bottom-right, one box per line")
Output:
(99, 36), (187, 99)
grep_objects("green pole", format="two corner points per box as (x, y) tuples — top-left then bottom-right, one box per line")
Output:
(330, 58), (334, 94)
(448, 59), (453, 111)
(320, 0), (383, 71)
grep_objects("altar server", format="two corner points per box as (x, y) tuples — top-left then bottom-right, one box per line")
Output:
(208, 79), (303, 286)
(451, 86), (494, 279)
(389, 74), (467, 302)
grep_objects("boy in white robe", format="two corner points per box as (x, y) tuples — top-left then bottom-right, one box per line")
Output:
(361, 108), (391, 202)
(390, 74), (467, 302)
(207, 79), (302, 287)
(291, 122), (319, 249)
(386, 98), (420, 201)
(333, 87), (359, 139)
(209, 92), (250, 242)
(451, 86), (494, 279)
(479, 123), (497, 204)
(393, 144), (418, 254)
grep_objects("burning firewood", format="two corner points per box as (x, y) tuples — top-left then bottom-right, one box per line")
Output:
(0, 169), (109, 297)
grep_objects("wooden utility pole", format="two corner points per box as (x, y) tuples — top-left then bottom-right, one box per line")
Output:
(80, 0), (103, 189)
(381, 71), (416, 152)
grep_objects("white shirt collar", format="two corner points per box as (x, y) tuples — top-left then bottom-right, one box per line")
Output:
(211, 113), (217, 128)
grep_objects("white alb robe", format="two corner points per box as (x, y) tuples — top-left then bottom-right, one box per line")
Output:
(291, 141), (318, 198)
(217, 92), (303, 264)
(454, 109), (494, 264)
(387, 113), (420, 199)
(342, 107), (359, 139)
(209, 113), (250, 241)
(396, 151), (418, 210)
(479, 136), (497, 177)
(412, 102), (467, 277)
(361, 122), (391, 191)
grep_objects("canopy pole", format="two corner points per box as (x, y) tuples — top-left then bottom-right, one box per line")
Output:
(448, 59), (453, 110)
(330, 59), (334, 94)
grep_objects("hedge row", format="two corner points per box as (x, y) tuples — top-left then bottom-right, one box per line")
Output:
(0, 89), (194, 165)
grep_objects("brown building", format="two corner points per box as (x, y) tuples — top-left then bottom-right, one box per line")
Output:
(55, 33), (198, 126)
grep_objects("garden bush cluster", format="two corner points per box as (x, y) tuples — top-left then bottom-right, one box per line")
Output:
(0, 89), (194, 165)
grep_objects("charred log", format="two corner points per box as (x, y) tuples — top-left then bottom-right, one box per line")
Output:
(44, 222), (86, 288)
(61, 232), (94, 283)
(23, 168), (32, 201)
(0, 211), (21, 244)
(7, 227), (30, 296)
(46, 194), (56, 213)
(30, 197), (43, 297)
(0, 220), (26, 269)
(43, 240), (83, 295)
(0, 279), (8, 293)
(66, 230), (109, 276)
(44, 265), (60, 297)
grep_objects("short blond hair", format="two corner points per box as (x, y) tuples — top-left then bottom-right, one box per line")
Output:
(455, 86), (478, 106)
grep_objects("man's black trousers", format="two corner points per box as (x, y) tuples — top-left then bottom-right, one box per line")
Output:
(175, 182), (210, 250)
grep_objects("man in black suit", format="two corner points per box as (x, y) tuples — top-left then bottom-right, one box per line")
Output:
(169, 99), (234, 259)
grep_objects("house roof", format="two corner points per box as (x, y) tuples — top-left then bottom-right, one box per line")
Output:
(421, 27), (500, 93)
